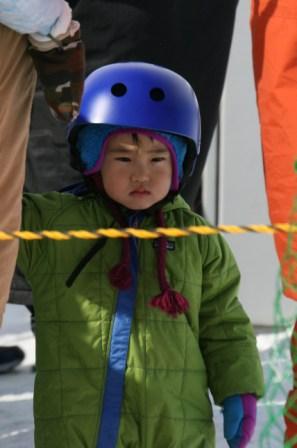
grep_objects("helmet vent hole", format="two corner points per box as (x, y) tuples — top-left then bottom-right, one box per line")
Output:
(150, 88), (165, 101)
(111, 83), (127, 97)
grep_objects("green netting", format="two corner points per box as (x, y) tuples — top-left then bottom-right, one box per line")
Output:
(258, 282), (295, 447)
(259, 192), (297, 447)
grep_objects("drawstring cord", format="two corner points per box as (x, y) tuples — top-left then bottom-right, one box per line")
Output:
(149, 209), (189, 317)
(66, 237), (107, 288)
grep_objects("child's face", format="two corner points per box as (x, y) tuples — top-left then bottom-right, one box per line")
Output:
(100, 132), (172, 210)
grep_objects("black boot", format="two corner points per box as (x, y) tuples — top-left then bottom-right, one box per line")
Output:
(0, 346), (25, 373)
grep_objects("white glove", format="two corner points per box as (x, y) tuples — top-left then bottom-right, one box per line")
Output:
(29, 1), (72, 44)
(0, 0), (71, 35)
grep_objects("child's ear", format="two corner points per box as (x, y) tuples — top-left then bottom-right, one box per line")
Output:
(89, 173), (104, 191)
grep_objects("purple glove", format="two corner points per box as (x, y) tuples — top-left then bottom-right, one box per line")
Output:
(222, 394), (257, 448)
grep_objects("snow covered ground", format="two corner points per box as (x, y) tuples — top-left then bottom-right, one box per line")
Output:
(0, 304), (291, 447)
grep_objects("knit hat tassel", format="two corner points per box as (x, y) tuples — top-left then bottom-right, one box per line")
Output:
(109, 238), (132, 289)
(149, 209), (189, 317)
(150, 289), (189, 317)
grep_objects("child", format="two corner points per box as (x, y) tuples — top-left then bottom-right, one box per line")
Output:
(18, 62), (264, 448)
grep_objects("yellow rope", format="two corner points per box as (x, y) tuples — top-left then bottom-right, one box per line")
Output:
(0, 223), (295, 240)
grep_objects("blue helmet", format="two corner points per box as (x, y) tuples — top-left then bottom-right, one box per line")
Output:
(68, 62), (201, 184)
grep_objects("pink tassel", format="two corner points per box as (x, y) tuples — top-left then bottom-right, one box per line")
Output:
(150, 289), (189, 317)
(109, 264), (132, 289)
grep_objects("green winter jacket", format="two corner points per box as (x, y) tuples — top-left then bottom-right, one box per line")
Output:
(18, 192), (264, 448)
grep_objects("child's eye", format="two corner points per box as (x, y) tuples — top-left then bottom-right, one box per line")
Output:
(152, 157), (166, 162)
(115, 157), (131, 162)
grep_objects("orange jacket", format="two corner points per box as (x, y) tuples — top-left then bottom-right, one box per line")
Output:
(251, 0), (297, 300)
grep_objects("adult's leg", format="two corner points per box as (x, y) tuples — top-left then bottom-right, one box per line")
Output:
(172, 0), (239, 212)
(251, 1), (297, 443)
(251, 0), (297, 300)
(0, 25), (36, 323)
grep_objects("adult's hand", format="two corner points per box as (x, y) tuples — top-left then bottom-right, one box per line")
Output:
(0, 0), (71, 36)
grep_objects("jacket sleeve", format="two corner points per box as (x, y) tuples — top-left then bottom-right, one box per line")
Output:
(198, 232), (265, 405)
(27, 20), (85, 123)
(17, 194), (42, 280)
(0, 0), (70, 35)
(17, 193), (62, 283)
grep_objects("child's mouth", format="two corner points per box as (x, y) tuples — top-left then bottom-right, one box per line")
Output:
(130, 190), (150, 196)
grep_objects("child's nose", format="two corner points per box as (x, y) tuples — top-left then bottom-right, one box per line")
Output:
(131, 162), (150, 182)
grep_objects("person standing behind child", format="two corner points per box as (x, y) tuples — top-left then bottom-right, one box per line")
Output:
(0, 0), (85, 371)
(250, 0), (297, 443)
(17, 62), (264, 447)
(0, 0), (79, 323)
